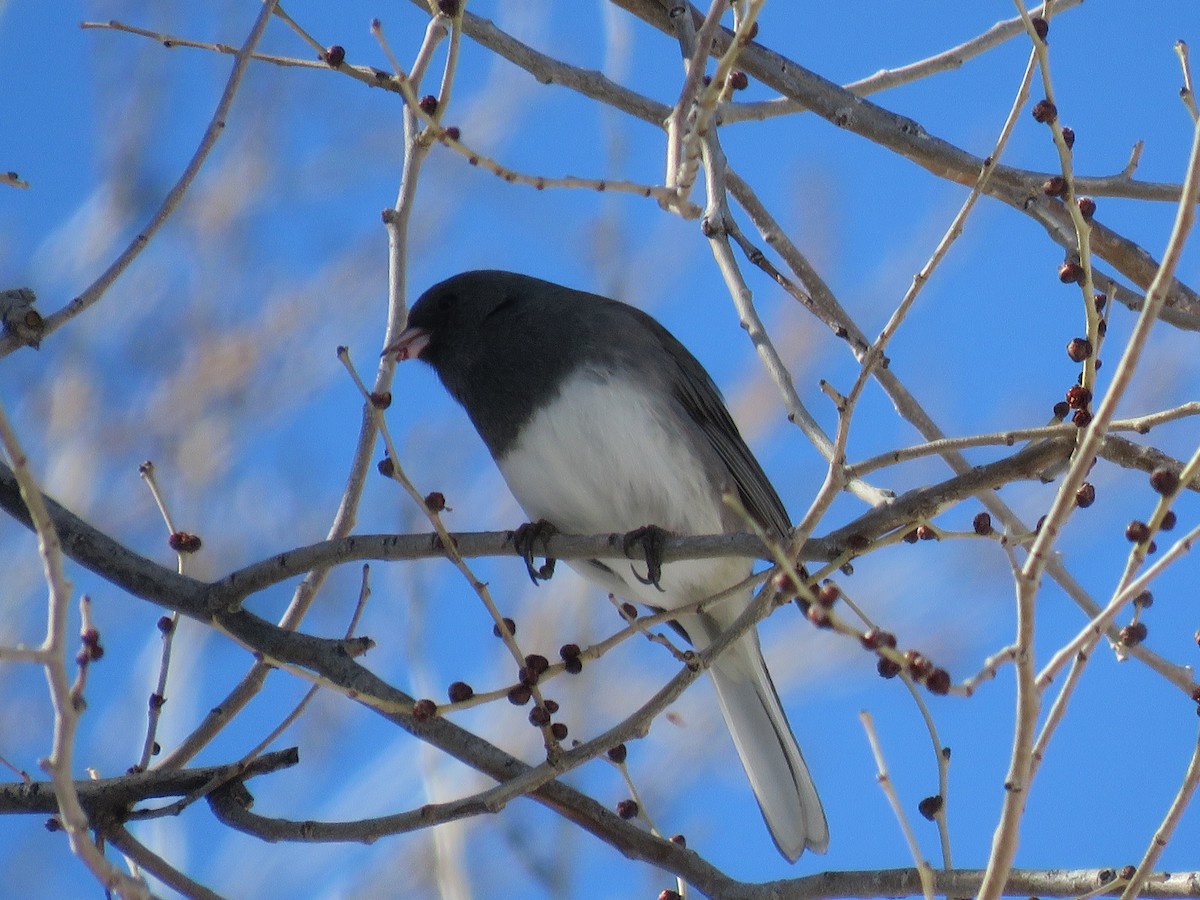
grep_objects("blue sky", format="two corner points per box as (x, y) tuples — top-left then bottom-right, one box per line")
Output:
(3, 2), (1200, 898)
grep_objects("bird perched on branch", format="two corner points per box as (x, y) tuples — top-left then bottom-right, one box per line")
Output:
(388, 269), (828, 860)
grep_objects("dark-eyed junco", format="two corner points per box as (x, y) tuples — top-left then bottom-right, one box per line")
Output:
(389, 270), (828, 860)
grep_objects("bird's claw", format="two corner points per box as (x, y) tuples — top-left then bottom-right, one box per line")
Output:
(513, 520), (557, 585)
(623, 525), (669, 593)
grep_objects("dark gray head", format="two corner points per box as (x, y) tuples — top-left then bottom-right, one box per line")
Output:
(393, 270), (621, 454)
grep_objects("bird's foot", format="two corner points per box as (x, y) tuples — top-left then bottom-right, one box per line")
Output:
(513, 520), (557, 585)
(623, 525), (669, 593)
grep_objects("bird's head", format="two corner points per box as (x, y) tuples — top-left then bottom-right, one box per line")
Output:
(384, 270), (528, 370)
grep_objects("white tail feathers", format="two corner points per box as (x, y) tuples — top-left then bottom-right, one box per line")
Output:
(707, 633), (829, 861)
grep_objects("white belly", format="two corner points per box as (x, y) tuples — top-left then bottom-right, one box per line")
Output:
(497, 369), (751, 615)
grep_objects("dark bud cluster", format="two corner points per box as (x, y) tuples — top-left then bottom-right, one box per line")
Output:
(1032, 99), (1057, 123)
(424, 491), (447, 512)
(925, 668), (952, 695)
(369, 390), (392, 409)
(806, 605), (832, 629)
(1042, 175), (1066, 197)
(1150, 468), (1179, 495)
(1077, 196), (1096, 219)
(859, 628), (902, 681)
(412, 698), (437, 721)
(79, 627), (104, 663)
(1125, 520), (1151, 544)
(1065, 385), (1092, 410)
(418, 95), (439, 116)
(514, 664), (566, 737)
(168, 531), (202, 554)
(918, 794), (944, 820)
(870, 648), (953, 695)
(616, 799), (639, 820)
(905, 650), (932, 680)
(377, 456), (395, 477)
(1058, 261), (1084, 284)
(1075, 482), (1096, 508)
(815, 582), (840, 608)
(972, 512), (993, 535)
(1066, 337), (1092, 362)
(607, 744), (628, 764)
(861, 629), (897, 651)
(447, 681), (474, 703)
(1120, 622), (1148, 647)
(728, 71), (749, 91)
(1030, 16), (1049, 41)
(443, 126), (461, 142)
(1061, 126), (1076, 150)
(772, 570), (800, 596)
(560, 643), (583, 674)
(323, 45), (345, 67)
(507, 684), (532, 706)
(493, 617), (516, 638)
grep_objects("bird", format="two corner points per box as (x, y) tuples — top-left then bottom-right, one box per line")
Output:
(388, 269), (828, 861)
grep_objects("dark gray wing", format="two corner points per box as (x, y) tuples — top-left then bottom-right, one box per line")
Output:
(643, 313), (792, 541)
(535, 284), (792, 541)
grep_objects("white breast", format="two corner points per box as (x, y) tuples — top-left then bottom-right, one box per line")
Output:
(497, 369), (749, 613)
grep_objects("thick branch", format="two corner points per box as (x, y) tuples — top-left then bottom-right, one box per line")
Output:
(0, 749), (298, 818)
(0, 436), (1079, 615)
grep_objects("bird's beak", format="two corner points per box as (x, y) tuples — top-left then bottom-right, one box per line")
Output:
(383, 325), (431, 361)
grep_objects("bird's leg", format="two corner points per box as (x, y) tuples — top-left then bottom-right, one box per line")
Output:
(512, 520), (558, 585)
(622, 524), (669, 592)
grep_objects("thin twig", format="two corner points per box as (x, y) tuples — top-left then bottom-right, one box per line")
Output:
(860, 711), (936, 900)
(9, 5), (276, 359)
(1119, 730), (1200, 900)
(981, 51), (1200, 900)
(0, 402), (148, 897)
(159, 4), (447, 770)
(339, 349), (561, 753)
(105, 826), (227, 900)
